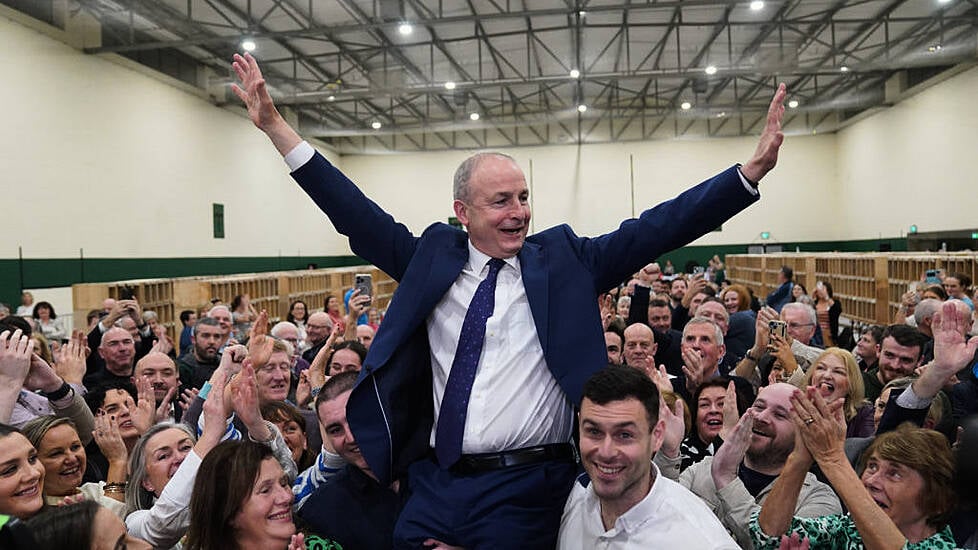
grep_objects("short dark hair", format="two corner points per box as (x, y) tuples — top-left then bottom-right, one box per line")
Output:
(948, 273), (972, 289)
(315, 370), (358, 411)
(863, 325), (884, 345)
(881, 324), (926, 357)
(604, 324), (624, 344)
(31, 301), (57, 320)
(332, 340), (368, 364)
(0, 315), (32, 336)
(186, 441), (274, 550)
(648, 298), (670, 309)
(180, 309), (195, 325)
(924, 284), (948, 300)
(780, 266), (794, 281)
(192, 316), (221, 336)
(25, 500), (99, 548)
(84, 380), (137, 414)
(581, 365), (660, 427)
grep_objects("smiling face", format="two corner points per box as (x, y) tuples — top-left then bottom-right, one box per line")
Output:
(0, 433), (45, 519)
(453, 155), (531, 259)
(746, 384), (796, 469)
(855, 331), (880, 362)
(36, 424), (86, 497)
(695, 386), (726, 444)
(722, 291), (740, 314)
(809, 354), (851, 404)
(140, 428), (195, 497)
(290, 302), (306, 322)
(861, 454), (929, 535)
(317, 389), (371, 474)
(256, 351), (292, 403)
(579, 397), (662, 516)
(233, 458), (295, 548)
(877, 336), (922, 384)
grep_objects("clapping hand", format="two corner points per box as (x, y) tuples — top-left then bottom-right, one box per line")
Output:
(711, 409), (754, 489)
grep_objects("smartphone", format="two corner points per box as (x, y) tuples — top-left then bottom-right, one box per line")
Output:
(355, 273), (373, 298)
(925, 269), (941, 285)
(768, 320), (788, 340)
(693, 266), (706, 275)
(119, 285), (136, 300)
(816, 281), (824, 291)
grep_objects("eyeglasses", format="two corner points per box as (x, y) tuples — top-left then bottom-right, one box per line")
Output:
(787, 322), (814, 330)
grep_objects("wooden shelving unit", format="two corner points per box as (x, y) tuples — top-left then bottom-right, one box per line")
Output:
(72, 266), (397, 341)
(726, 252), (977, 325)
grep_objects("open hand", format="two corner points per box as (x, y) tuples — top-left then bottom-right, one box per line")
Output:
(741, 83), (786, 183)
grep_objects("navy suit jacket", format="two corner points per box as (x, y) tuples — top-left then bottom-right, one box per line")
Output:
(293, 153), (759, 485)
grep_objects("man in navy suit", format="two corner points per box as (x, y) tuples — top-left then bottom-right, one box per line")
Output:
(232, 53), (787, 548)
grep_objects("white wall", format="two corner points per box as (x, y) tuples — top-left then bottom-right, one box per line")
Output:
(341, 133), (840, 245)
(836, 66), (978, 239)
(4, 6), (976, 265)
(0, 12), (351, 260)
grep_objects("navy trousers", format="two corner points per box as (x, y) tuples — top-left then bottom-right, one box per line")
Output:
(393, 457), (577, 549)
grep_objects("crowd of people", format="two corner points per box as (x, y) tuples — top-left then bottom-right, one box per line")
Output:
(0, 53), (976, 550)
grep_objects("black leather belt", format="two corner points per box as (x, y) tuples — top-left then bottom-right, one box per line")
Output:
(444, 443), (577, 475)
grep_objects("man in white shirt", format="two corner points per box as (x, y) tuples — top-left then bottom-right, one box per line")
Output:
(559, 365), (738, 549)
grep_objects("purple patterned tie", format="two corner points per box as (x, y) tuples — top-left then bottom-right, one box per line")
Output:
(435, 258), (506, 468)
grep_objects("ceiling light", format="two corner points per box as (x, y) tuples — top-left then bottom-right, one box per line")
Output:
(749, 1), (764, 11)
(788, 100), (799, 108)
(937, 0), (952, 4)
(444, 81), (456, 90)
(241, 39), (257, 52)
(579, 10), (587, 16)
(928, 44), (943, 52)
(717, 111), (726, 118)
(327, 95), (335, 102)
(570, 69), (581, 78)
(681, 101), (692, 110)
(705, 65), (718, 75)
(840, 65), (850, 72)
(469, 112), (480, 121)
(577, 104), (588, 113)
(371, 121), (382, 130)
(398, 23), (413, 35)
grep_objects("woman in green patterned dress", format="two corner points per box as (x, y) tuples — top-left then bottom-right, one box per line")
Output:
(750, 387), (956, 550)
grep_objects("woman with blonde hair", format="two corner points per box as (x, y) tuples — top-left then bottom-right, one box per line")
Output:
(801, 348), (873, 438)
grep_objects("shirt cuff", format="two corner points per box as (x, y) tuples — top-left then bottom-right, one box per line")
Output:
(736, 166), (760, 196)
(284, 141), (315, 171)
(896, 384), (932, 409)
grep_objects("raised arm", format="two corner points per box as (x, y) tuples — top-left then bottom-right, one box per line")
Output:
(231, 52), (302, 156)
(741, 83), (787, 183)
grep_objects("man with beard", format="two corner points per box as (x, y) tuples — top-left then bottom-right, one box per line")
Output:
(177, 317), (223, 390)
(656, 383), (840, 547)
(131, 352), (181, 422)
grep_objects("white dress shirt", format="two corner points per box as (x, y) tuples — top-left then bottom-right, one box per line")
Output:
(558, 464), (740, 550)
(426, 242), (573, 453)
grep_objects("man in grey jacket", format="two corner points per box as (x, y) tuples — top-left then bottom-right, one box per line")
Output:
(655, 383), (841, 548)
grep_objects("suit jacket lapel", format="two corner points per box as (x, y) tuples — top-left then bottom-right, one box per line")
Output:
(519, 241), (549, 357)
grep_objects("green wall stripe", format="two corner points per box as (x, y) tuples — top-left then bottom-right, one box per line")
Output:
(0, 237), (907, 307)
